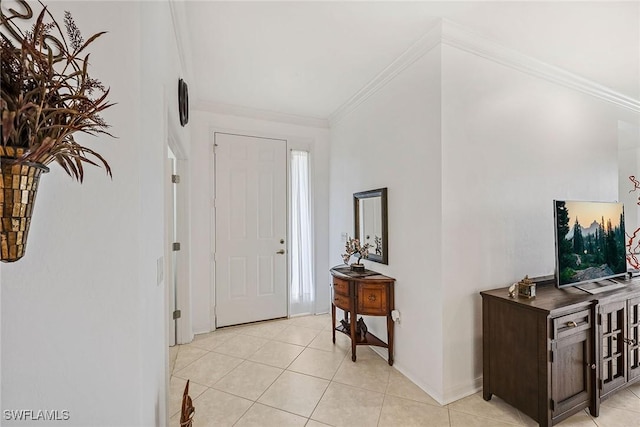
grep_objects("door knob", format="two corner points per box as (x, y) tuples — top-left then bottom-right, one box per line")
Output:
(276, 249), (285, 255)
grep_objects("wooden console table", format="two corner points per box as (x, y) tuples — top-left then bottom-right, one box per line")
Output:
(330, 266), (395, 365)
(481, 279), (640, 426)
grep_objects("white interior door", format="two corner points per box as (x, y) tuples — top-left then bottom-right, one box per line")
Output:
(215, 133), (287, 327)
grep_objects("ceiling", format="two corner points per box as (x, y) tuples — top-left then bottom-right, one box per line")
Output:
(183, 1), (640, 124)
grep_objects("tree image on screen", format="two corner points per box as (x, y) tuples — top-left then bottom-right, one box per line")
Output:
(556, 201), (627, 285)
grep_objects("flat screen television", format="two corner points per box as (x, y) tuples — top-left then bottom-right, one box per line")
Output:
(554, 200), (627, 289)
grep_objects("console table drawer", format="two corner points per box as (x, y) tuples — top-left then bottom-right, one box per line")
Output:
(333, 277), (350, 296)
(333, 293), (351, 311)
(357, 284), (388, 315)
(553, 309), (591, 339)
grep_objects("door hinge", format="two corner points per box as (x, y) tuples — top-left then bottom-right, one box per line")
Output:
(599, 379), (603, 390)
(550, 350), (554, 363)
(173, 242), (181, 251)
(550, 399), (555, 411)
(173, 309), (181, 320)
(598, 313), (602, 325)
(172, 174), (180, 184)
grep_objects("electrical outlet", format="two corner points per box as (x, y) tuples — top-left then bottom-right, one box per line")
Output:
(391, 310), (401, 323)
(157, 257), (164, 285)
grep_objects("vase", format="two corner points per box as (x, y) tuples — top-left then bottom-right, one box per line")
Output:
(0, 147), (49, 262)
(350, 263), (365, 272)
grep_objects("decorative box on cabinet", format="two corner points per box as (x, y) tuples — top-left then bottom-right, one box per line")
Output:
(330, 266), (395, 365)
(481, 280), (640, 427)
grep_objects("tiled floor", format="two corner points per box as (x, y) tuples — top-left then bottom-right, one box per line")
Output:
(169, 314), (640, 426)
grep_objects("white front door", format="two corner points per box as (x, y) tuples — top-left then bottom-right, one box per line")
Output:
(214, 133), (287, 327)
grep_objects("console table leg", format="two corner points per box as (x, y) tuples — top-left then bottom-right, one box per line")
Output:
(331, 303), (336, 344)
(350, 310), (357, 362)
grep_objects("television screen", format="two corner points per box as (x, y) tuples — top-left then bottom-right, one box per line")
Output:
(554, 200), (627, 288)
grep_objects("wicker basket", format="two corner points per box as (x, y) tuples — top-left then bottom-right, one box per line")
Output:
(0, 147), (49, 262)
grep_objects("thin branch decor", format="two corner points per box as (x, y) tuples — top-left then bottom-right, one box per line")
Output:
(0, 0), (114, 261)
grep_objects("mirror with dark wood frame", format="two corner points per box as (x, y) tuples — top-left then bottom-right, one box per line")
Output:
(354, 188), (388, 265)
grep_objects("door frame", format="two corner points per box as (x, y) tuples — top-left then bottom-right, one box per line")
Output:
(166, 129), (192, 345)
(209, 127), (318, 331)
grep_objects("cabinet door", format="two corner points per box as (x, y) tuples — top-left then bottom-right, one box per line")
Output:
(356, 283), (388, 315)
(628, 296), (640, 382)
(599, 300), (627, 397)
(551, 310), (593, 418)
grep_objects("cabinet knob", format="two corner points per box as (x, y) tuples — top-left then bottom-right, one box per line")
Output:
(590, 363), (596, 370)
(566, 321), (578, 328)
(368, 294), (377, 302)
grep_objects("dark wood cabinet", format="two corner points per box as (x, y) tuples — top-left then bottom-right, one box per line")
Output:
(550, 309), (593, 419)
(595, 293), (640, 409)
(330, 266), (395, 365)
(481, 281), (640, 426)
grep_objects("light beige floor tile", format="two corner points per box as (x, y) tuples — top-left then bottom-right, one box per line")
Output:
(234, 403), (308, 427)
(173, 345), (210, 372)
(190, 330), (237, 351)
(543, 409), (596, 427)
(169, 345), (179, 374)
(288, 347), (346, 380)
(307, 330), (350, 354)
(211, 334), (269, 359)
(311, 382), (384, 427)
(601, 387), (640, 413)
(190, 388), (253, 427)
(378, 395), (450, 427)
(173, 352), (243, 387)
(593, 405), (640, 427)
(449, 409), (528, 427)
(386, 370), (440, 405)
(169, 411), (180, 427)
(258, 371), (330, 417)
(447, 392), (522, 425)
(305, 420), (332, 427)
(236, 321), (289, 339)
(332, 353), (391, 393)
(248, 340), (305, 368)
(516, 410), (541, 427)
(212, 360), (283, 400)
(274, 325), (322, 346)
(291, 314), (331, 330)
(629, 381), (640, 398)
(169, 376), (208, 418)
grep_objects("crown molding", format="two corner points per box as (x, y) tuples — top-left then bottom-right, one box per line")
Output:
(329, 18), (640, 126)
(328, 20), (443, 127)
(168, 0), (195, 85)
(194, 100), (330, 129)
(439, 19), (640, 113)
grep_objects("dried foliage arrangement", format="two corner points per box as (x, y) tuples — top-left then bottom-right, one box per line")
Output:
(342, 236), (372, 266)
(180, 380), (195, 427)
(1, 0), (114, 182)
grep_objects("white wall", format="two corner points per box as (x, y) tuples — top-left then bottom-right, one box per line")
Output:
(329, 47), (444, 399)
(189, 110), (330, 334)
(618, 121), (640, 247)
(328, 27), (639, 404)
(440, 44), (639, 402)
(1, 1), (184, 424)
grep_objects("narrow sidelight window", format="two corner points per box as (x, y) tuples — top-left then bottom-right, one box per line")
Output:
(290, 150), (314, 315)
